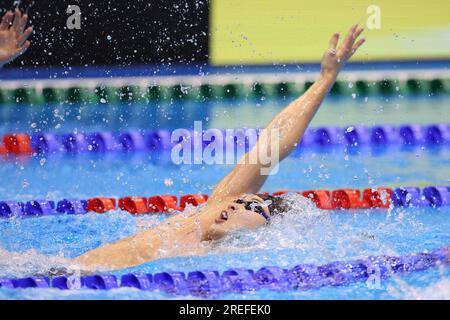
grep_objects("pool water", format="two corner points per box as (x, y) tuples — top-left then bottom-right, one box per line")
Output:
(0, 95), (449, 134)
(0, 95), (449, 299)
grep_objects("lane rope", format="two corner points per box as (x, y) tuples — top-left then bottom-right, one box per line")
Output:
(1, 246), (448, 296)
(1, 186), (449, 218)
(2, 123), (449, 156)
(1, 76), (449, 106)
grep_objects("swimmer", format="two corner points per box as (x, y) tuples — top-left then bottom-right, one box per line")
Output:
(0, 7), (33, 69)
(73, 24), (366, 271)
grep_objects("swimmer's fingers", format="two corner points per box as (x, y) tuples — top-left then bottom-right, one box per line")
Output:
(0, 11), (14, 31)
(18, 13), (28, 35)
(17, 26), (32, 46)
(339, 24), (358, 54)
(12, 40), (30, 59)
(19, 40), (31, 53)
(339, 24), (363, 59)
(11, 8), (22, 33)
(328, 32), (339, 52)
(346, 27), (364, 58)
(353, 26), (364, 41)
(349, 38), (366, 58)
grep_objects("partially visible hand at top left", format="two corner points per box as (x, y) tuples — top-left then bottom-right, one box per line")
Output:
(0, 8), (33, 68)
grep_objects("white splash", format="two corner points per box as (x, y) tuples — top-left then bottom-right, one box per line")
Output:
(0, 247), (72, 278)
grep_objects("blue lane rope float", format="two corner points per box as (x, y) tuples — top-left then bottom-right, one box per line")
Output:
(0, 185), (449, 218)
(1, 123), (450, 157)
(56, 199), (88, 215)
(0, 246), (448, 296)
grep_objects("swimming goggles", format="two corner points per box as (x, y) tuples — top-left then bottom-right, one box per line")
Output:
(234, 199), (271, 222)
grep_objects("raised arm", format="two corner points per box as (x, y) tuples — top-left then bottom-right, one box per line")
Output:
(210, 24), (365, 202)
(0, 8), (33, 69)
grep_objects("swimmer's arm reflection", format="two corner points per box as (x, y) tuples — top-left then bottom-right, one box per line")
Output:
(72, 25), (365, 271)
(0, 8), (33, 69)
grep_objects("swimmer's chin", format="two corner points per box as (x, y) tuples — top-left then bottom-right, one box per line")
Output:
(205, 224), (231, 241)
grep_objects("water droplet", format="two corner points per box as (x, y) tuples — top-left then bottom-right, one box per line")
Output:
(164, 178), (174, 187)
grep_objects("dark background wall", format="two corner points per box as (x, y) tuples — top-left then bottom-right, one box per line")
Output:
(1, 0), (209, 69)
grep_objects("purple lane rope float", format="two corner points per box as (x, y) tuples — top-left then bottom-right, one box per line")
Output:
(1, 186), (449, 218)
(1, 123), (449, 157)
(0, 246), (448, 296)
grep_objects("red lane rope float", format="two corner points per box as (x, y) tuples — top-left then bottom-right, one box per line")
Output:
(301, 190), (334, 210)
(87, 197), (117, 213)
(179, 194), (208, 209)
(118, 196), (148, 214)
(331, 189), (371, 209)
(3, 134), (32, 154)
(363, 187), (392, 208)
(301, 188), (393, 210)
(88, 194), (210, 215)
(148, 195), (180, 213)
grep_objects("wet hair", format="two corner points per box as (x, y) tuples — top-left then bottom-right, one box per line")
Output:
(256, 194), (290, 217)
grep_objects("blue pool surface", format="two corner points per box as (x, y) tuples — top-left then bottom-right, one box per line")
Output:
(0, 94), (449, 299)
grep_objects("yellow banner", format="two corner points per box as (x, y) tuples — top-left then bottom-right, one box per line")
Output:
(210, 0), (450, 65)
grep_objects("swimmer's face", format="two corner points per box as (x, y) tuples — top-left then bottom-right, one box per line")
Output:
(206, 194), (269, 241)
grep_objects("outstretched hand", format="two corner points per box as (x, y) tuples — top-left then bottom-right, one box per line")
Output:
(0, 9), (33, 68)
(321, 23), (365, 79)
